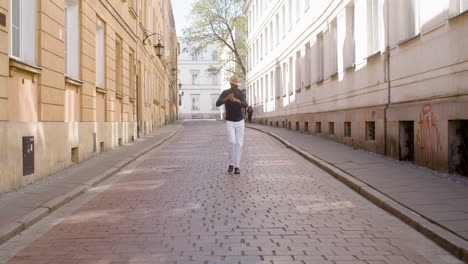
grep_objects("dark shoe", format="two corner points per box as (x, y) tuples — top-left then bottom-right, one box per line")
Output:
(228, 165), (234, 173)
(234, 168), (240, 174)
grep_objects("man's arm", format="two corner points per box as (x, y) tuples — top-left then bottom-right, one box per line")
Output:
(216, 91), (228, 107)
(239, 91), (248, 108)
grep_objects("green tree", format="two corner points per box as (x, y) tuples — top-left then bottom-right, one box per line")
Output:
(183, 0), (247, 80)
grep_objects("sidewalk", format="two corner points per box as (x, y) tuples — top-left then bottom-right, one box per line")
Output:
(0, 121), (183, 245)
(246, 123), (468, 261)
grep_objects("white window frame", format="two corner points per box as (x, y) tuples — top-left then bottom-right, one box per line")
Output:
(65, 0), (80, 79)
(366, 0), (383, 56)
(9, 0), (36, 65)
(96, 18), (105, 88)
(191, 95), (200, 111)
(303, 42), (311, 86)
(398, 0), (420, 42)
(449, 0), (468, 16)
(295, 51), (301, 90)
(344, 4), (355, 69)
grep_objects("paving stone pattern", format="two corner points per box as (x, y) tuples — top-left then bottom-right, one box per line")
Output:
(247, 123), (468, 241)
(6, 121), (463, 264)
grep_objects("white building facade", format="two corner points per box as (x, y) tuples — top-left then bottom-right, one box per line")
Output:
(245, 0), (468, 174)
(178, 39), (222, 119)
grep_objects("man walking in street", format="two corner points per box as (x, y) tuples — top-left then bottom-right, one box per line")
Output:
(247, 106), (253, 123)
(216, 76), (248, 174)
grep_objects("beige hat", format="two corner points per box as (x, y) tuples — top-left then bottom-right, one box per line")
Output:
(229, 75), (241, 86)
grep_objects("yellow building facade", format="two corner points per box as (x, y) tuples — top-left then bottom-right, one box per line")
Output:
(0, 0), (178, 194)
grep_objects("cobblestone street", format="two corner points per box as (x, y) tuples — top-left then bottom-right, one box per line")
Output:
(2, 121), (462, 264)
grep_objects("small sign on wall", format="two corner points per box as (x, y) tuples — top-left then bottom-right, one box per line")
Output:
(0, 12), (6, 27)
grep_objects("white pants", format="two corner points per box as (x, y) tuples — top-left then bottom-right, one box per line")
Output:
(226, 120), (245, 168)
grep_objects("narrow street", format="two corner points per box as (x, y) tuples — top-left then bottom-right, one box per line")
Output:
(2, 121), (461, 264)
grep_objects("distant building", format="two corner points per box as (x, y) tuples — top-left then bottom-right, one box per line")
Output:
(245, 0), (468, 175)
(0, 0), (178, 194)
(178, 39), (222, 119)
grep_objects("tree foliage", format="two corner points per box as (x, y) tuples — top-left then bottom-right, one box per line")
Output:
(183, 0), (247, 80)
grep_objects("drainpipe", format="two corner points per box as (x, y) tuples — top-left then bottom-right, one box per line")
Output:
(135, 0), (140, 138)
(384, 0), (391, 156)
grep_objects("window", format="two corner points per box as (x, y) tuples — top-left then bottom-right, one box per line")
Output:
(296, 0), (300, 20)
(282, 5), (286, 37)
(269, 21), (273, 50)
(449, 0), (468, 17)
(344, 122), (352, 137)
(304, 122), (309, 132)
(288, 0), (293, 30)
(344, 4), (355, 68)
(399, 0), (419, 42)
(329, 122), (335, 135)
(115, 37), (123, 94)
(260, 33), (263, 60)
(275, 14), (280, 44)
(211, 73), (218, 85)
(10, 0), (36, 64)
(316, 122), (322, 133)
(96, 18), (105, 88)
(275, 66), (281, 98)
(270, 71), (274, 100)
(325, 19), (338, 77)
(303, 43), (311, 86)
(260, 77), (263, 103)
(264, 75), (269, 102)
(282, 62), (287, 96)
(211, 95), (219, 110)
(129, 50), (135, 98)
(366, 121), (376, 140)
(312, 33), (324, 83)
(191, 95), (200, 110)
(191, 70), (199, 84)
(65, 0), (79, 79)
(367, 0), (382, 56)
(288, 57), (293, 94)
(304, 0), (310, 11)
(295, 51), (302, 90)
(191, 51), (199, 61)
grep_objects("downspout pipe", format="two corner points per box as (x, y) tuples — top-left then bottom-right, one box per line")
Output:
(384, 0), (391, 156)
(135, 0), (140, 138)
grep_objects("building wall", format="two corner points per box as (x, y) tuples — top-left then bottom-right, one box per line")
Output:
(245, 0), (468, 174)
(0, 0), (178, 194)
(178, 38), (222, 119)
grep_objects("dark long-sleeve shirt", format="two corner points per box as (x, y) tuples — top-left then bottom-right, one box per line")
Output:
(216, 88), (248, 122)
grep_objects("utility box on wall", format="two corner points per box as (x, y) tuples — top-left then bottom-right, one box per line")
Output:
(22, 136), (34, 176)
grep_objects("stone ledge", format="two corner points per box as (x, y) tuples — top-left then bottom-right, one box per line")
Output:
(9, 58), (42, 82)
(96, 87), (108, 94)
(65, 76), (84, 87)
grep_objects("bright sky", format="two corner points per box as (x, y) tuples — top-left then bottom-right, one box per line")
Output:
(171, 0), (197, 37)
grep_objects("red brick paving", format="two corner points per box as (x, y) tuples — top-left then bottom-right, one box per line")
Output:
(6, 121), (462, 263)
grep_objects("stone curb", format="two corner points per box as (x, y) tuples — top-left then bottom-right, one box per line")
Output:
(0, 122), (183, 246)
(247, 125), (468, 262)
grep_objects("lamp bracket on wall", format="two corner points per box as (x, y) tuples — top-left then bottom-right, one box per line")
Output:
(143, 31), (164, 57)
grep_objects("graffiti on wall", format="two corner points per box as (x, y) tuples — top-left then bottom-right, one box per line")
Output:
(416, 104), (442, 168)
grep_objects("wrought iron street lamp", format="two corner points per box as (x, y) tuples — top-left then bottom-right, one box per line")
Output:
(142, 31), (164, 58)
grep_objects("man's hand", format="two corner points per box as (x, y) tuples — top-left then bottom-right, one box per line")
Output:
(223, 93), (234, 102)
